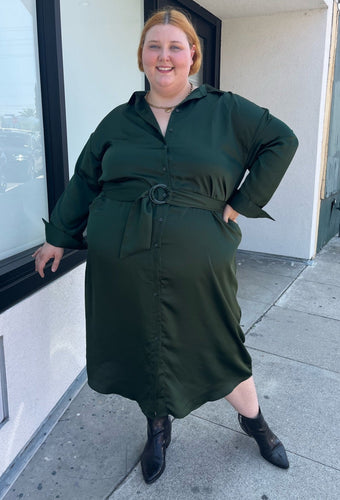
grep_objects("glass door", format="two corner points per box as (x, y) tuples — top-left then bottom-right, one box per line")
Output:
(318, 4), (340, 250)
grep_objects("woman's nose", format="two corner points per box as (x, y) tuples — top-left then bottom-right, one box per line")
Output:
(158, 48), (170, 60)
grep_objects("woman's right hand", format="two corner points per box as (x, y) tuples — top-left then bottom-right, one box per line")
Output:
(32, 242), (64, 278)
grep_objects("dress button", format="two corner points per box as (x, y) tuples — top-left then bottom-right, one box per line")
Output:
(175, 108), (180, 113)
(162, 167), (166, 172)
(168, 128), (173, 132)
(153, 292), (158, 297)
(154, 243), (159, 247)
(159, 217), (163, 222)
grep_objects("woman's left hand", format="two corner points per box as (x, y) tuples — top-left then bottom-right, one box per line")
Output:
(223, 204), (239, 224)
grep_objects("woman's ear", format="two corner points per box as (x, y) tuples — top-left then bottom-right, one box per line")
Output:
(191, 44), (196, 62)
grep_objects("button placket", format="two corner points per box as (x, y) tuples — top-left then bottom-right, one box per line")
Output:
(151, 203), (167, 250)
(162, 144), (168, 173)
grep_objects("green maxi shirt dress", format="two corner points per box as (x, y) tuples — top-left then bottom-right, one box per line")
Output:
(44, 84), (298, 418)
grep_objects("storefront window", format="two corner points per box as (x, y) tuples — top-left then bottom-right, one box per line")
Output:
(0, 0), (48, 260)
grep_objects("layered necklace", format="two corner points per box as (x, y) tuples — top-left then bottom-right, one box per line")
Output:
(145, 82), (193, 113)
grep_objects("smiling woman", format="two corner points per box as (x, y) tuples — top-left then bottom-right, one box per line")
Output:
(140, 24), (197, 135)
(138, 8), (202, 74)
(34, 6), (298, 487)
(136, 10), (202, 136)
(142, 25), (195, 96)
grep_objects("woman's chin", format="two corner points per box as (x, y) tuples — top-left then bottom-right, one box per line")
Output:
(154, 75), (175, 86)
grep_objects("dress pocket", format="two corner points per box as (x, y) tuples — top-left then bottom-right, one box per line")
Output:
(213, 211), (242, 237)
(226, 217), (241, 230)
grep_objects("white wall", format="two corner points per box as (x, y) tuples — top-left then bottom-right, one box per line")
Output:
(198, 0), (331, 19)
(0, 0), (143, 478)
(0, 265), (86, 476)
(221, 8), (329, 258)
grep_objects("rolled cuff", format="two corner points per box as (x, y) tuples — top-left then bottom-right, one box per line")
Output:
(228, 191), (274, 220)
(43, 219), (87, 249)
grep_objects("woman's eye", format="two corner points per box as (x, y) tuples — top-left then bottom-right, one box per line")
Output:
(147, 44), (181, 50)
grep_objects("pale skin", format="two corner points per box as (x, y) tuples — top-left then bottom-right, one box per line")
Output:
(33, 23), (260, 420)
(33, 243), (64, 278)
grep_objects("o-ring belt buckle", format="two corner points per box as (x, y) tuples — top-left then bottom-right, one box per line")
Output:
(149, 184), (170, 205)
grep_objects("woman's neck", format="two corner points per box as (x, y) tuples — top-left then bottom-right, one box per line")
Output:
(147, 81), (193, 107)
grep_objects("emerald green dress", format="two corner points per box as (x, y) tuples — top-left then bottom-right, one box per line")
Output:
(44, 84), (298, 418)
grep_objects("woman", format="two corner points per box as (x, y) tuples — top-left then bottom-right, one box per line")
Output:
(34, 9), (298, 484)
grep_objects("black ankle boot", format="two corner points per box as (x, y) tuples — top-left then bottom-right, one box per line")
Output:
(141, 416), (172, 484)
(238, 408), (289, 469)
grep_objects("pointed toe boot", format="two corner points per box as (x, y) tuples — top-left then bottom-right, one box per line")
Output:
(238, 408), (289, 469)
(141, 416), (172, 484)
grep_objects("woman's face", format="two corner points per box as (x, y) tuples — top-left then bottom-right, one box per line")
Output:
(142, 24), (195, 93)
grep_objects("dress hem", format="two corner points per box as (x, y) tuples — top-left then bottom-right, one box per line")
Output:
(86, 371), (253, 419)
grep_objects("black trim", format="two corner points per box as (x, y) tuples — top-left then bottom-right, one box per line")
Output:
(37, 0), (70, 210)
(0, 248), (87, 314)
(0, 0), (86, 314)
(144, 0), (221, 88)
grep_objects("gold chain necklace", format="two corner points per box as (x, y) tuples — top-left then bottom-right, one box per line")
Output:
(146, 82), (193, 113)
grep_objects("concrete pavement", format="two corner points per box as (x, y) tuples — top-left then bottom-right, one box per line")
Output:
(2, 236), (340, 499)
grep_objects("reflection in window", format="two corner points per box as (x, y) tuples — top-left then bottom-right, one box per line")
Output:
(0, 0), (48, 260)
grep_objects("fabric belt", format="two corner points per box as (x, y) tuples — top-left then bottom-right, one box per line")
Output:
(102, 181), (226, 258)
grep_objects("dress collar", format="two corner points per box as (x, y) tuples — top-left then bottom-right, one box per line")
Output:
(128, 83), (224, 108)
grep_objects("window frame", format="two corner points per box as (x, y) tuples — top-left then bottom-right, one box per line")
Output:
(0, 0), (86, 314)
(0, 336), (9, 427)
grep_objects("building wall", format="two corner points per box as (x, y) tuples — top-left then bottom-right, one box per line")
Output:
(0, 266), (86, 477)
(0, 0), (143, 478)
(220, 8), (331, 259)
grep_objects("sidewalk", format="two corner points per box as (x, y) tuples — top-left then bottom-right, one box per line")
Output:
(3, 237), (340, 499)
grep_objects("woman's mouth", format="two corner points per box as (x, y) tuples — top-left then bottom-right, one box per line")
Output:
(156, 66), (174, 73)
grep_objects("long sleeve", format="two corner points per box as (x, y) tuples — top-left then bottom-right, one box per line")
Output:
(44, 133), (103, 248)
(228, 98), (299, 219)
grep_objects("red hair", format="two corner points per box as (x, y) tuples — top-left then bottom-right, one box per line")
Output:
(137, 8), (202, 76)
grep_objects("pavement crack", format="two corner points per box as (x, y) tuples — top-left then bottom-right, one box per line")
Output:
(187, 415), (340, 473)
(275, 304), (340, 322)
(286, 451), (340, 472)
(103, 456), (141, 499)
(245, 345), (340, 374)
(244, 263), (308, 336)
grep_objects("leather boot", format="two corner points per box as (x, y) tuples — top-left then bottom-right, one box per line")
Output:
(238, 408), (289, 469)
(141, 416), (172, 484)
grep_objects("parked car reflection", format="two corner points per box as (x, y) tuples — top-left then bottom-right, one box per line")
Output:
(0, 129), (42, 184)
(0, 147), (7, 192)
